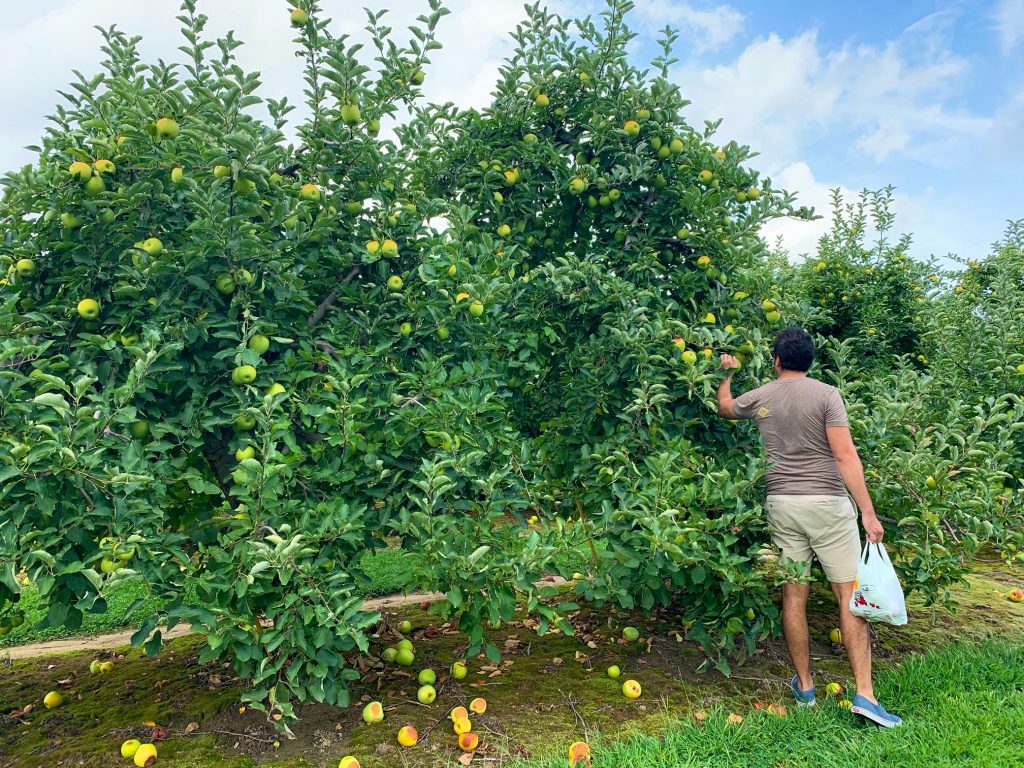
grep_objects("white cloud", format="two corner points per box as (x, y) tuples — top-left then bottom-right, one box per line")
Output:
(672, 26), (986, 169)
(759, 162), (856, 261)
(631, 0), (744, 52)
(760, 162), (984, 265)
(994, 0), (1024, 53)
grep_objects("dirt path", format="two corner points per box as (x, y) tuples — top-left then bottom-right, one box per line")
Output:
(2, 578), (568, 660)
(2, 589), (446, 660)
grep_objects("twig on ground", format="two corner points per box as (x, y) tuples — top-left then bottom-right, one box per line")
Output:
(560, 690), (590, 743)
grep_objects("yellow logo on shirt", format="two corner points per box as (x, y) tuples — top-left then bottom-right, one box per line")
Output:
(757, 406), (770, 417)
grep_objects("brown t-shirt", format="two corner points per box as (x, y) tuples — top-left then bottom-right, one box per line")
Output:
(732, 376), (849, 495)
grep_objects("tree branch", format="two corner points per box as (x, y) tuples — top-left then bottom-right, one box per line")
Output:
(307, 266), (362, 328)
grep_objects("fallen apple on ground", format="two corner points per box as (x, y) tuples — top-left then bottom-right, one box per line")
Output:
(338, 757), (360, 768)
(120, 739), (141, 758)
(825, 682), (844, 695)
(362, 701), (384, 723)
(397, 726), (418, 747)
(469, 697), (486, 714)
(458, 732), (479, 751)
(450, 706), (469, 722)
(417, 685), (436, 704)
(606, 665), (620, 679)
(43, 691), (63, 708)
(453, 716), (472, 735)
(622, 626), (640, 642)
(451, 661), (468, 679)
(418, 669), (436, 686)
(622, 679), (641, 699)
(569, 741), (592, 766)
(133, 743), (157, 767)
(1007, 588), (1024, 603)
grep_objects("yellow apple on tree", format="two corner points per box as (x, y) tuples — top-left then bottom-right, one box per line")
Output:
(171, 166), (185, 184)
(141, 237), (164, 256)
(94, 159), (115, 174)
(15, 258), (35, 277)
(249, 334), (270, 354)
(290, 8), (308, 25)
(340, 103), (361, 125)
(232, 365), (258, 385)
(84, 175), (106, 196)
(154, 117), (179, 140)
(299, 183), (321, 201)
(77, 298), (100, 319)
(69, 161), (92, 181)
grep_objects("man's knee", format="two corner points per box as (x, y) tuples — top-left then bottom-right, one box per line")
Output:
(830, 580), (855, 603)
(782, 582), (811, 606)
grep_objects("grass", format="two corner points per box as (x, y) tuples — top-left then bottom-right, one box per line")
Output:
(522, 639), (1024, 768)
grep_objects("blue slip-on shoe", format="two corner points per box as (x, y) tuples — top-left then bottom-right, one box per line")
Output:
(850, 694), (902, 727)
(790, 675), (816, 707)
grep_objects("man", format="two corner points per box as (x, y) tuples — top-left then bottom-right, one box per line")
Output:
(716, 327), (901, 728)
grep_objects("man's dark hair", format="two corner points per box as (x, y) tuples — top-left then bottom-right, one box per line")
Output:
(771, 327), (815, 372)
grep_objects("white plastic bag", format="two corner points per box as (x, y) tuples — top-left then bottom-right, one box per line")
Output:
(849, 543), (907, 625)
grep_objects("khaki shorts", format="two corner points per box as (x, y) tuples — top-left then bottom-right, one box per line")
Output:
(765, 494), (861, 583)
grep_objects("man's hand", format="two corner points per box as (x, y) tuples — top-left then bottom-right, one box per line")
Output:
(719, 353), (741, 373)
(861, 511), (884, 543)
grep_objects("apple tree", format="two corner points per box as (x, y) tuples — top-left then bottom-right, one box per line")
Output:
(0, 0), (912, 724)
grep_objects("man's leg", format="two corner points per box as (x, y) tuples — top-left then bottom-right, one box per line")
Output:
(831, 580), (874, 702)
(782, 582), (813, 691)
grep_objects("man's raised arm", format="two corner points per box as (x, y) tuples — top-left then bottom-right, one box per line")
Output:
(716, 353), (743, 419)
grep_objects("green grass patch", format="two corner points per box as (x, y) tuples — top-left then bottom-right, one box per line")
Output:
(522, 639), (1024, 768)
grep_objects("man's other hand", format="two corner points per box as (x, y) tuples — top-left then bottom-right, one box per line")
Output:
(862, 512), (884, 543)
(719, 353), (741, 372)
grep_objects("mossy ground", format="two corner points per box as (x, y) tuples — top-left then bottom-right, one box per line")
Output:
(2, 562), (1022, 768)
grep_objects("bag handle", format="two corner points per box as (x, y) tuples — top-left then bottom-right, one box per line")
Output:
(861, 542), (884, 565)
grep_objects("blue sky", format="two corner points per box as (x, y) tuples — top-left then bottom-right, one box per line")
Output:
(1, 0), (1020, 263)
